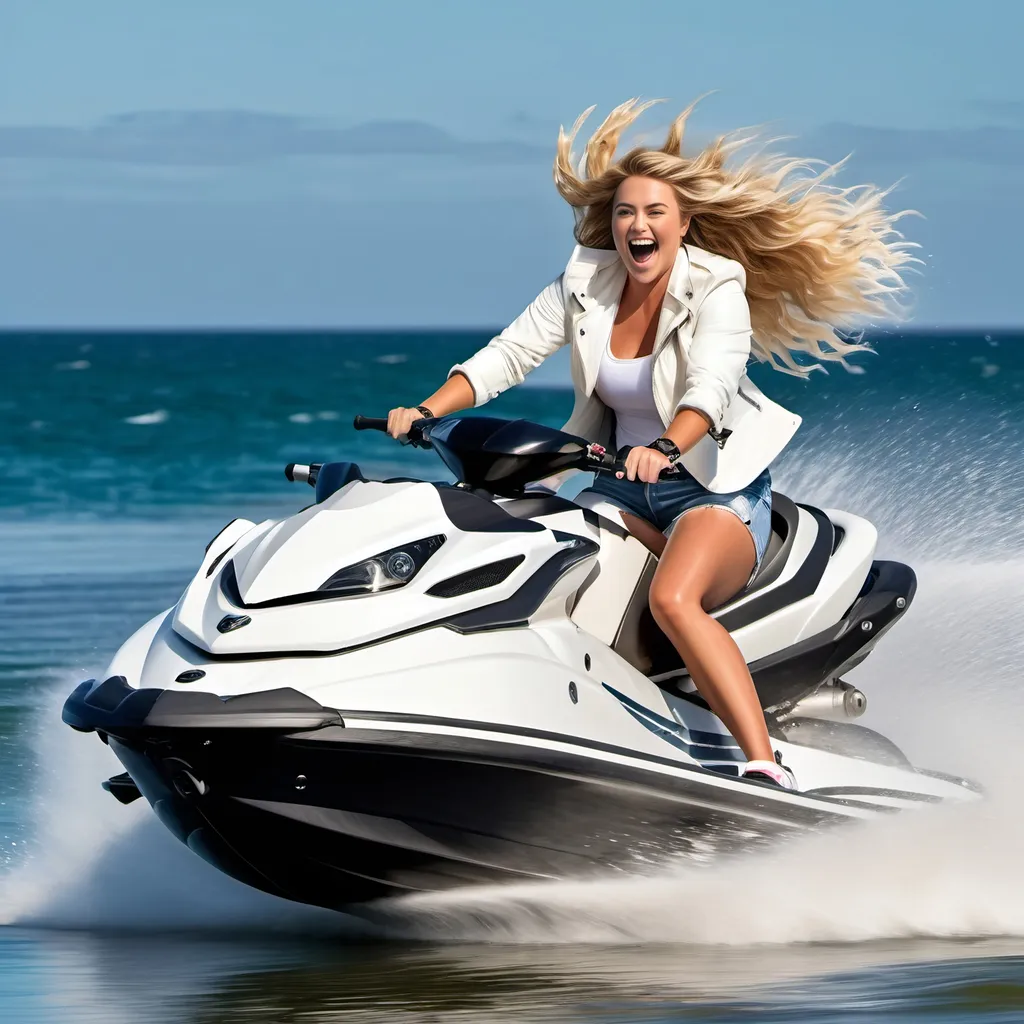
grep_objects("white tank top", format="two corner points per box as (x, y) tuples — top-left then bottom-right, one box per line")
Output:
(594, 343), (666, 450)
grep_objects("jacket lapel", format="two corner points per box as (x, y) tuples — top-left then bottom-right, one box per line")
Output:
(656, 245), (696, 353)
(564, 250), (624, 397)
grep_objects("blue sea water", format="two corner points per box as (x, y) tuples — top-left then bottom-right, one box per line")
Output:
(1, 329), (1023, 1022)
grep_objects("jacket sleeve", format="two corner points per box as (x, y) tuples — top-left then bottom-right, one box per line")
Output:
(449, 275), (566, 407)
(674, 278), (752, 432)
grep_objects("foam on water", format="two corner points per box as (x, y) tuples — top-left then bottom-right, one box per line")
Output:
(123, 409), (169, 426)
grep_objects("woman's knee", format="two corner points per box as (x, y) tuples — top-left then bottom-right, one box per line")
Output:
(649, 579), (702, 633)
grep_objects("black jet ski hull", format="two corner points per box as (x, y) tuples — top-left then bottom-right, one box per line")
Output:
(61, 664), (945, 912)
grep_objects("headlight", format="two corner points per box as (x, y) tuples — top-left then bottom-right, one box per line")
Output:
(318, 535), (445, 596)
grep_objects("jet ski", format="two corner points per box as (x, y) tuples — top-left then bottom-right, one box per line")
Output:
(62, 414), (977, 910)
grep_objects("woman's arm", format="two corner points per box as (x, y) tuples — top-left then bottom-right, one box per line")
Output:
(387, 273), (567, 439)
(673, 278), (752, 432)
(386, 373), (475, 439)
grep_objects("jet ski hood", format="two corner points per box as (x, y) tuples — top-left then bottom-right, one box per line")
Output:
(231, 480), (431, 605)
(170, 479), (595, 656)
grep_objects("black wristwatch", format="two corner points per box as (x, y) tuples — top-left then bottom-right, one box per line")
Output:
(415, 405), (435, 419)
(646, 437), (682, 463)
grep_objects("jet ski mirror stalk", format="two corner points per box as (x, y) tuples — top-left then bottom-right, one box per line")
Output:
(284, 462), (321, 486)
(285, 417), (437, 493)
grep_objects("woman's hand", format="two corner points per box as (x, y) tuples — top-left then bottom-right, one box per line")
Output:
(617, 446), (672, 484)
(386, 407), (426, 440)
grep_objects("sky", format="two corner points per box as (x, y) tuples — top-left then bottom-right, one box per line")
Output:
(1, 0), (1022, 327)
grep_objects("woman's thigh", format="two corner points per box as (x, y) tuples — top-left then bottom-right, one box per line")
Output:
(650, 506), (757, 612)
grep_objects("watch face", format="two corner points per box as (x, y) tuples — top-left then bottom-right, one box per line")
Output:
(650, 438), (680, 460)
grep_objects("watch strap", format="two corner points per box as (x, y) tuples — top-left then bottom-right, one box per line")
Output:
(646, 437), (682, 463)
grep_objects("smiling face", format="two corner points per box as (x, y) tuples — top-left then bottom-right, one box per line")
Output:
(611, 176), (690, 286)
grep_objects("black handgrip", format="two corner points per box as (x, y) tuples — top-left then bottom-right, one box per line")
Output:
(591, 451), (625, 475)
(353, 416), (389, 432)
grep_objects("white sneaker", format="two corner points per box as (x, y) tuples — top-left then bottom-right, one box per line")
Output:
(742, 759), (797, 790)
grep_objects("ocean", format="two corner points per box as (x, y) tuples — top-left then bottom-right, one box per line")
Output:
(1, 328), (1023, 1022)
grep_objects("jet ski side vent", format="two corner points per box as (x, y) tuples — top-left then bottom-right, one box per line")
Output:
(426, 555), (526, 598)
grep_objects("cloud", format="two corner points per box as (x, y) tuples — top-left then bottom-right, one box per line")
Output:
(801, 122), (1024, 169)
(0, 110), (548, 166)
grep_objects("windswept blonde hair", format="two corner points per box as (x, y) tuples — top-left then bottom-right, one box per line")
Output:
(553, 98), (916, 375)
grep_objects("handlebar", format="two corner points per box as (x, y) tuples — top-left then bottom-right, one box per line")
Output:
(350, 415), (674, 481)
(352, 416), (389, 432)
(353, 413), (434, 448)
(587, 445), (681, 480)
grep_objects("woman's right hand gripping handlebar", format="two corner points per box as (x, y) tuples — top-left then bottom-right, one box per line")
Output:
(386, 407), (427, 441)
(385, 372), (477, 441)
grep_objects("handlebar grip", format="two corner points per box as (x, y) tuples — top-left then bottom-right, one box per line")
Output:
(592, 452), (624, 474)
(353, 416), (389, 432)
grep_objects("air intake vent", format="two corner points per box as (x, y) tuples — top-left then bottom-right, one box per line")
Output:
(426, 555), (525, 598)
(831, 525), (846, 554)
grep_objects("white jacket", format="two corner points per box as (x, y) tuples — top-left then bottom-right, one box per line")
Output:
(450, 243), (801, 492)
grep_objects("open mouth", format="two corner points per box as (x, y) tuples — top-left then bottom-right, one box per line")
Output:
(628, 238), (657, 265)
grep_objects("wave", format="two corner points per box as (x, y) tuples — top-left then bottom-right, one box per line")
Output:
(123, 409), (169, 425)
(289, 411), (341, 424)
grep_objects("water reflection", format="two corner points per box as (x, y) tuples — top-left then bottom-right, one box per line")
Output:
(6, 928), (1024, 1023)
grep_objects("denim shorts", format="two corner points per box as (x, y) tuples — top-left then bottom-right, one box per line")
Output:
(583, 467), (774, 570)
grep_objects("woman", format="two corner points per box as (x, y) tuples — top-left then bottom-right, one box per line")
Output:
(386, 99), (911, 789)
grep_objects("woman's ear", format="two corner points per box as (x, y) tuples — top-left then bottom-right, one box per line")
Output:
(680, 214), (692, 241)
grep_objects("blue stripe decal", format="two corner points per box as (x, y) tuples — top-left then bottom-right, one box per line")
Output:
(602, 682), (744, 763)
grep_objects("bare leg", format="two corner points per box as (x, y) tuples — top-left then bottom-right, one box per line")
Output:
(647, 507), (774, 763)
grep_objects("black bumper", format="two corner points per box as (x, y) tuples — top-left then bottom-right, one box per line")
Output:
(62, 674), (344, 738)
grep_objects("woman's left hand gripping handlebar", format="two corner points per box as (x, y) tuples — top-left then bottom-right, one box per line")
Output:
(617, 446), (673, 483)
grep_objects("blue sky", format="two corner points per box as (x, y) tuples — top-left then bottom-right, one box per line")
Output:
(1, 0), (1022, 327)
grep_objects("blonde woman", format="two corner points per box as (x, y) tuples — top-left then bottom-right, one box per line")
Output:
(387, 99), (911, 790)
